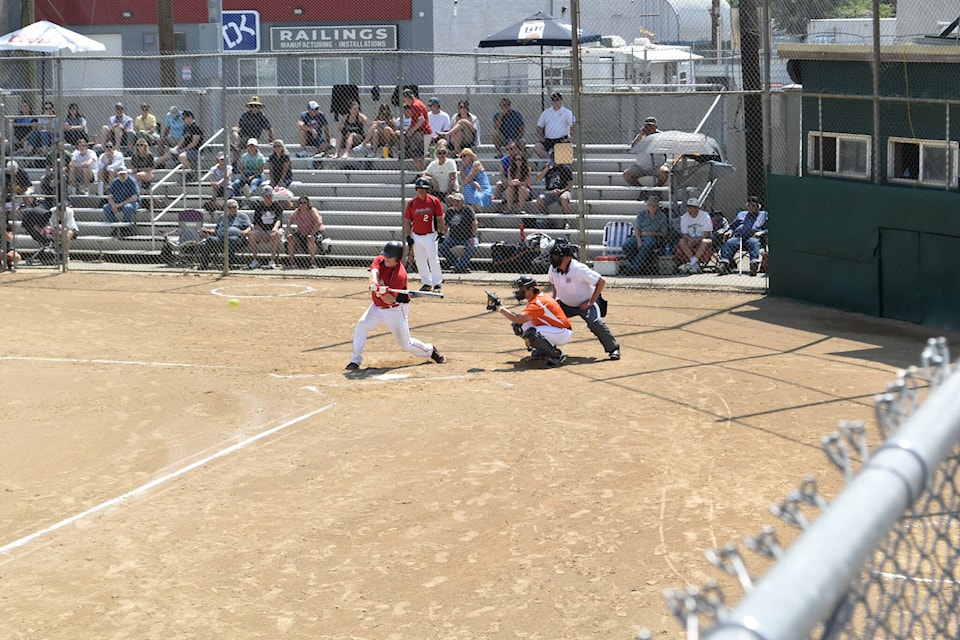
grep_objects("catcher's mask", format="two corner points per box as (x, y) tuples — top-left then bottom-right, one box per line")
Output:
(512, 275), (539, 301)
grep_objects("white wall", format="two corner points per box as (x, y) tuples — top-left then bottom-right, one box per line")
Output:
(896, 0), (960, 41)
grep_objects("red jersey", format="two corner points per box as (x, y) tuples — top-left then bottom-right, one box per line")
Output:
(524, 293), (572, 329)
(409, 98), (431, 135)
(369, 255), (408, 308)
(404, 193), (444, 235)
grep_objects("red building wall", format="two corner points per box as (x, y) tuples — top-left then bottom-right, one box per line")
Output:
(36, 1), (411, 26)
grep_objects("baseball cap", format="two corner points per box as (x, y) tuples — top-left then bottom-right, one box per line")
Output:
(747, 195), (760, 204)
(215, 151), (225, 159)
(169, 105), (180, 115)
(117, 165), (128, 174)
(686, 198), (700, 207)
(428, 96), (440, 105)
(115, 102), (124, 109)
(247, 138), (258, 146)
(260, 184), (273, 195)
(645, 195), (660, 205)
(550, 92), (562, 100)
(307, 100), (320, 110)
(644, 116), (658, 125)
(402, 89), (416, 98)
(448, 191), (464, 201)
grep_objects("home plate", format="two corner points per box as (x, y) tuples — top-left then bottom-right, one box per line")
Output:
(372, 373), (410, 381)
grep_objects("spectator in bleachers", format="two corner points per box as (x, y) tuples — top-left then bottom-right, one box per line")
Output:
(438, 99), (478, 155)
(503, 145), (531, 214)
(438, 191), (478, 274)
(11, 101), (36, 155)
(5, 160), (33, 197)
(426, 97), (451, 145)
(491, 97), (525, 159)
(197, 198), (251, 269)
(624, 116), (669, 188)
(717, 196), (767, 276)
(49, 204), (80, 257)
(677, 198), (713, 274)
(457, 148), (493, 212)
(268, 139), (293, 188)
(232, 138), (266, 197)
(297, 100), (331, 158)
(401, 89), (431, 172)
(245, 184), (285, 270)
(160, 106), (184, 155)
(231, 95), (274, 162)
(68, 138), (98, 195)
(206, 151), (232, 212)
(492, 141), (516, 205)
(363, 104), (399, 158)
(62, 102), (89, 146)
(24, 101), (55, 156)
(4, 213), (20, 272)
(286, 196), (326, 268)
(620, 195), (669, 275)
(333, 101), (368, 159)
(130, 139), (155, 191)
(134, 103), (161, 150)
(100, 102), (135, 153)
(535, 152), (573, 225)
(97, 141), (125, 185)
(421, 139), (459, 203)
(534, 92), (575, 159)
(155, 110), (202, 172)
(102, 166), (141, 235)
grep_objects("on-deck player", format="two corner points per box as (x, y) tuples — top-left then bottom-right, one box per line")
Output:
(403, 176), (447, 292)
(346, 240), (446, 371)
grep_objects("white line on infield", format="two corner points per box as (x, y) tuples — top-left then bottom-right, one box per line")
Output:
(1, 355), (231, 369)
(0, 403), (334, 558)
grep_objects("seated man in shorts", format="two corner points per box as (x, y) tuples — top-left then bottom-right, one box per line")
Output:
(297, 101), (331, 157)
(244, 184), (285, 270)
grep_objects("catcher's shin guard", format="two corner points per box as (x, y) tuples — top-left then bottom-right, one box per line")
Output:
(522, 327), (562, 359)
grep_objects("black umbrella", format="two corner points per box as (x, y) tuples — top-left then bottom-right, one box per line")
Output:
(479, 12), (602, 110)
(478, 11), (602, 48)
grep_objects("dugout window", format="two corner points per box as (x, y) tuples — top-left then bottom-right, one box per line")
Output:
(299, 58), (363, 91)
(238, 58), (277, 90)
(887, 137), (958, 187)
(807, 132), (871, 180)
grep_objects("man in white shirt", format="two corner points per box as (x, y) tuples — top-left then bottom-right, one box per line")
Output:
(547, 239), (620, 360)
(421, 140), (459, 202)
(677, 198), (714, 274)
(426, 97), (451, 144)
(534, 92), (575, 158)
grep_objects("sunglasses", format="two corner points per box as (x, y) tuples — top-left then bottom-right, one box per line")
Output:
(437, 150), (447, 154)
(116, 107), (124, 110)
(141, 106), (149, 110)
(105, 144), (114, 148)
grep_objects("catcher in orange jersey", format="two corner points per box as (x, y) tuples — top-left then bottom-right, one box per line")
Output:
(485, 275), (572, 367)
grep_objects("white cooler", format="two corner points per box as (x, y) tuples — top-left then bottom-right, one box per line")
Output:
(593, 255), (620, 276)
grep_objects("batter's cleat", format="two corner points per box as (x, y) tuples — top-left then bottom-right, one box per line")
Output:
(608, 348), (621, 361)
(430, 348), (446, 364)
(345, 362), (360, 371)
(420, 284), (433, 292)
(433, 284), (442, 292)
(546, 354), (567, 367)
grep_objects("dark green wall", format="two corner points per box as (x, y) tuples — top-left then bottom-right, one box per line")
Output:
(768, 174), (960, 331)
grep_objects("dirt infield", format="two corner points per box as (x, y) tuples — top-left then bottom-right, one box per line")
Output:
(1, 271), (950, 639)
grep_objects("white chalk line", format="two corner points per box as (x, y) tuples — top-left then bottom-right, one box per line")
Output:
(0, 403), (334, 557)
(874, 570), (960, 585)
(211, 283), (316, 299)
(1, 355), (230, 369)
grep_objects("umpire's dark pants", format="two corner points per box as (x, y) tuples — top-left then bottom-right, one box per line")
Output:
(557, 300), (619, 354)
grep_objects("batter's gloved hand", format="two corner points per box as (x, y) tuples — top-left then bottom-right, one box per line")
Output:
(436, 233), (444, 243)
(485, 290), (502, 312)
(406, 235), (414, 247)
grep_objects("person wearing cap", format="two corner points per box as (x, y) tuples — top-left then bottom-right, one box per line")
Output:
(231, 95), (273, 162)
(624, 116), (669, 188)
(426, 97), (450, 144)
(97, 138), (125, 185)
(535, 150), (574, 224)
(134, 103), (160, 150)
(438, 191), (478, 274)
(401, 89), (431, 171)
(492, 97), (525, 159)
(404, 176), (447, 291)
(620, 195), (669, 275)
(677, 198), (714, 274)
(206, 151), (232, 211)
(421, 139), (459, 202)
(102, 165), (141, 235)
(534, 92), (575, 159)
(244, 185), (285, 269)
(297, 100), (331, 157)
(718, 196), (768, 276)
(332, 100), (368, 159)
(232, 138), (266, 197)
(160, 106), (184, 154)
(100, 102), (135, 154)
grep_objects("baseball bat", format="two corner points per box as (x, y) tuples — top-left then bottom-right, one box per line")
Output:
(389, 288), (444, 299)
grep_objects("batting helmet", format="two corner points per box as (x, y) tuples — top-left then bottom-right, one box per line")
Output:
(512, 275), (539, 301)
(414, 176), (431, 190)
(381, 240), (404, 260)
(549, 239), (575, 257)
(5, 160), (18, 174)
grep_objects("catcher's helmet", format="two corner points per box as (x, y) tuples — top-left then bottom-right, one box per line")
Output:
(414, 176), (431, 190)
(381, 240), (404, 260)
(512, 275), (539, 300)
(549, 239), (575, 257)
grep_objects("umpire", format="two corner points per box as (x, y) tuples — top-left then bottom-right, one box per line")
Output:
(546, 240), (621, 360)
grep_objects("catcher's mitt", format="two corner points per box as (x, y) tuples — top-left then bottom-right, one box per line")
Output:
(485, 290), (502, 312)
